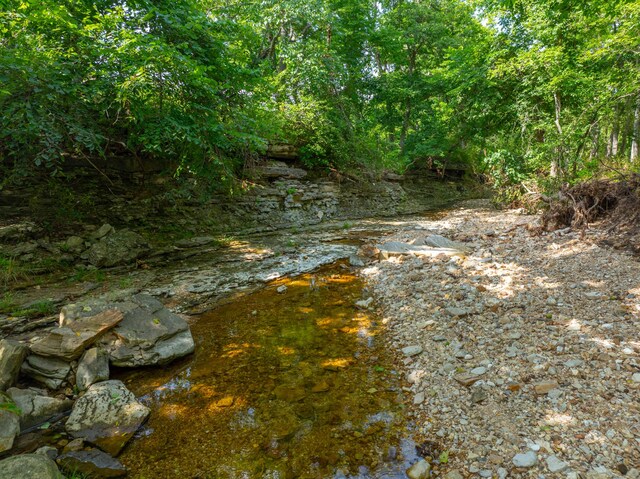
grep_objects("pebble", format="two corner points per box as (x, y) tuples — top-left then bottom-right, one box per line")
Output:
(469, 367), (487, 376)
(406, 459), (431, 479)
(276, 285), (287, 294)
(402, 345), (423, 357)
(512, 451), (537, 468)
(632, 373), (640, 382)
(546, 455), (568, 473)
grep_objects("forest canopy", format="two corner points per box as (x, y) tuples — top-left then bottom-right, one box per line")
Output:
(1, 0), (639, 193)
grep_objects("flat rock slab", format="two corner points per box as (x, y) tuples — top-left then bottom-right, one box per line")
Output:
(65, 380), (150, 456)
(63, 294), (194, 367)
(7, 387), (73, 429)
(57, 449), (127, 478)
(0, 453), (63, 479)
(0, 339), (28, 390)
(454, 373), (482, 387)
(414, 234), (472, 253)
(0, 391), (20, 452)
(21, 355), (71, 390)
(30, 310), (124, 361)
(376, 241), (466, 259)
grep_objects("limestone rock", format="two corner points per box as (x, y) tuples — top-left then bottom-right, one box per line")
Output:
(7, 387), (73, 429)
(57, 449), (127, 478)
(415, 234), (472, 253)
(0, 391), (20, 452)
(35, 446), (59, 461)
(76, 348), (109, 391)
(0, 454), (63, 479)
(546, 455), (568, 473)
(513, 451), (537, 468)
(533, 380), (559, 395)
(85, 229), (149, 267)
(65, 380), (150, 455)
(64, 295), (194, 367)
(30, 310), (124, 361)
(376, 241), (466, 259)
(90, 224), (115, 240)
(0, 339), (28, 390)
(407, 459), (431, 479)
(21, 355), (71, 390)
(402, 345), (423, 357)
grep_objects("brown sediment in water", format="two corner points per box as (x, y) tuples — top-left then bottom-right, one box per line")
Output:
(116, 264), (413, 479)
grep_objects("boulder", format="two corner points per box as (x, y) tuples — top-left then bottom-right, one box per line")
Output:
(65, 380), (150, 455)
(30, 310), (124, 361)
(0, 339), (28, 390)
(76, 347), (110, 391)
(63, 294), (194, 367)
(21, 355), (71, 390)
(7, 387), (73, 429)
(0, 391), (20, 452)
(57, 449), (127, 478)
(85, 230), (149, 267)
(0, 454), (63, 479)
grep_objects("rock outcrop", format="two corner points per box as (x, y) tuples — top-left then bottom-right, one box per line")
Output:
(84, 229), (150, 267)
(62, 294), (194, 367)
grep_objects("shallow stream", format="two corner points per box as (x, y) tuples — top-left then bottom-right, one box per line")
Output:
(116, 264), (420, 478)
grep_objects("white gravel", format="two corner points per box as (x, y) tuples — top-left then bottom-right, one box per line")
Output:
(362, 202), (640, 478)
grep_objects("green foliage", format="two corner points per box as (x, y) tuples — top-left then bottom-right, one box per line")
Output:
(1, 0), (637, 190)
(0, 399), (21, 416)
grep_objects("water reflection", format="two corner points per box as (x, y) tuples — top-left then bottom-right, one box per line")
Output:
(117, 265), (418, 478)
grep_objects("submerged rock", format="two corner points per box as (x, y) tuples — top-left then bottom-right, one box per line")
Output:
(57, 449), (127, 478)
(0, 339), (28, 390)
(62, 294), (194, 367)
(0, 453), (63, 479)
(7, 387), (73, 429)
(0, 391), (20, 452)
(65, 380), (150, 456)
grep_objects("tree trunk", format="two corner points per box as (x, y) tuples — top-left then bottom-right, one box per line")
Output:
(590, 124), (600, 160)
(631, 92), (640, 162)
(399, 49), (417, 154)
(551, 91), (564, 178)
(608, 106), (620, 157)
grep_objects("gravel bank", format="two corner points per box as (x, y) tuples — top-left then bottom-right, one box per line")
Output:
(363, 202), (640, 478)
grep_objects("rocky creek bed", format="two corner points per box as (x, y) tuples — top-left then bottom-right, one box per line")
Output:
(1, 199), (639, 479)
(362, 201), (640, 479)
